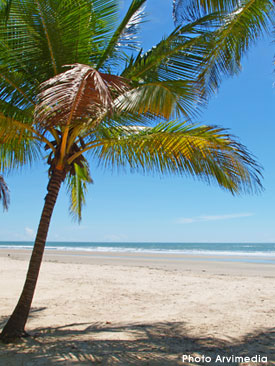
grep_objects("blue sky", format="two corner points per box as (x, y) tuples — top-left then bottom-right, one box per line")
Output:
(1, 0), (275, 243)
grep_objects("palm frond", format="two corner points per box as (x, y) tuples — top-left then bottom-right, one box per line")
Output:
(0, 67), (36, 110)
(173, 0), (240, 25)
(0, 0), (13, 22)
(89, 0), (119, 45)
(0, 174), (10, 211)
(0, 0), (119, 82)
(56, 0), (119, 66)
(199, 0), (274, 96)
(0, 100), (33, 121)
(0, 0), (55, 80)
(89, 121), (262, 194)
(35, 63), (129, 129)
(66, 160), (93, 222)
(0, 113), (42, 171)
(114, 80), (204, 120)
(97, 0), (146, 70)
(121, 13), (221, 82)
(172, 0), (274, 97)
(123, 1), (273, 104)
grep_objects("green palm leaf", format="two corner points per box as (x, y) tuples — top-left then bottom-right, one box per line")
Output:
(173, 0), (241, 25)
(0, 67), (36, 110)
(66, 160), (93, 221)
(116, 14), (222, 119)
(199, 0), (274, 95)
(121, 14), (219, 82)
(0, 113), (42, 170)
(174, 0), (273, 23)
(114, 80), (204, 119)
(0, 0), (119, 80)
(173, 0), (274, 96)
(97, 0), (146, 69)
(89, 121), (262, 194)
(0, 0), (12, 22)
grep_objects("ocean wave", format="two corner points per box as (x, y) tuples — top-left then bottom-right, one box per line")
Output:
(1, 244), (275, 257)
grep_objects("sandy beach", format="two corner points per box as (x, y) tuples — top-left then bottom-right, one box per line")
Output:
(0, 249), (274, 365)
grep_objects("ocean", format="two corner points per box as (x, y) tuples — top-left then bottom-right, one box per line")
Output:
(0, 241), (275, 264)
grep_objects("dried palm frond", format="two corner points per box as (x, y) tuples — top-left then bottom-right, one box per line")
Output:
(35, 63), (129, 129)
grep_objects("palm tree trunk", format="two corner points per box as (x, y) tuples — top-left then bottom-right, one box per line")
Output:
(0, 169), (65, 343)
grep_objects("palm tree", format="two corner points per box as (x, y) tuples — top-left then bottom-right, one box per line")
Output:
(0, 0), (271, 342)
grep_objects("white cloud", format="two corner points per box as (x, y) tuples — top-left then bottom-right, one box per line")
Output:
(25, 227), (35, 238)
(200, 213), (253, 221)
(177, 213), (253, 224)
(177, 218), (196, 224)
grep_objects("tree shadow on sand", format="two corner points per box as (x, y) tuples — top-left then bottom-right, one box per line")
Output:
(0, 319), (274, 365)
(0, 307), (47, 329)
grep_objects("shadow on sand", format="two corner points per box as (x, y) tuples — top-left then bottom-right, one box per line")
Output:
(0, 307), (47, 329)
(0, 311), (274, 365)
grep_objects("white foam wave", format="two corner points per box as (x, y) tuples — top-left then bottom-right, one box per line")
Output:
(1, 244), (275, 258)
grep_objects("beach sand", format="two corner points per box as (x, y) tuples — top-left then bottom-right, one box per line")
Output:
(0, 249), (274, 365)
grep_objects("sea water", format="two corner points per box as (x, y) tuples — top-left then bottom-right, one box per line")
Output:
(0, 241), (275, 264)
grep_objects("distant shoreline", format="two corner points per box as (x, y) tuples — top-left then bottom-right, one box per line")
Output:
(1, 248), (274, 276)
(0, 241), (275, 259)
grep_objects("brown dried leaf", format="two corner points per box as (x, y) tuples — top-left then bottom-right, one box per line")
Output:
(35, 64), (129, 128)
